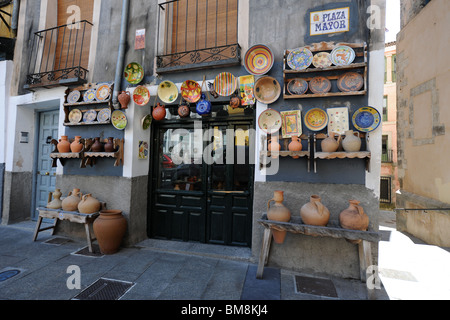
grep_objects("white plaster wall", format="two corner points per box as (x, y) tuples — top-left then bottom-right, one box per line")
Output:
(0, 60), (12, 165)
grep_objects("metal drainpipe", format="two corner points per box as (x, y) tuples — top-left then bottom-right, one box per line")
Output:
(11, 0), (20, 37)
(112, 0), (130, 109)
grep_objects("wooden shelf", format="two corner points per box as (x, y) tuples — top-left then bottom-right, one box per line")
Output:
(314, 151), (371, 160)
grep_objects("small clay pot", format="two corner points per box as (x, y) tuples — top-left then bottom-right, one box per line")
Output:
(70, 136), (83, 153)
(178, 104), (190, 118)
(57, 136), (71, 153)
(288, 136), (302, 158)
(91, 137), (104, 152)
(152, 103), (167, 121)
(104, 137), (115, 152)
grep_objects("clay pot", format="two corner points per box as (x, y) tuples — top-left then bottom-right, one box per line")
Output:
(267, 191), (291, 244)
(62, 188), (82, 212)
(196, 94), (212, 116)
(178, 104), (190, 118)
(342, 130), (361, 152)
(47, 189), (63, 209)
(321, 132), (341, 153)
(300, 195), (330, 227)
(268, 136), (281, 159)
(339, 200), (369, 232)
(288, 136), (302, 158)
(57, 136), (71, 153)
(91, 137), (104, 152)
(78, 194), (101, 214)
(230, 95), (241, 109)
(104, 137), (115, 153)
(70, 136), (83, 153)
(93, 210), (128, 255)
(118, 91), (131, 110)
(152, 103), (167, 121)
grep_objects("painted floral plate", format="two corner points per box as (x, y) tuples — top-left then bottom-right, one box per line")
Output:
(67, 90), (81, 104)
(181, 80), (201, 103)
(258, 108), (282, 134)
(97, 108), (111, 122)
(352, 107), (381, 133)
(254, 76), (281, 104)
(133, 85), (151, 106)
(309, 76), (332, 94)
(214, 72), (237, 97)
(304, 108), (329, 131)
(96, 84), (111, 101)
(330, 46), (356, 66)
(337, 72), (364, 92)
(287, 79), (308, 96)
(158, 80), (178, 104)
(141, 114), (152, 130)
(68, 109), (82, 124)
(83, 110), (97, 123)
(244, 44), (274, 76)
(312, 52), (332, 68)
(83, 88), (97, 103)
(287, 47), (313, 71)
(111, 110), (128, 130)
(124, 62), (144, 85)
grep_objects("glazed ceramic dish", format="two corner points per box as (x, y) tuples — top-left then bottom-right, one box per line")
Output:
(68, 109), (82, 124)
(97, 108), (111, 122)
(304, 108), (329, 131)
(158, 81), (178, 104)
(83, 89), (96, 102)
(258, 108), (282, 134)
(352, 107), (381, 133)
(214, 72), (237, 97)
(111, 110), (128, 130)
(83, 110), (97, 123)
(337, 72), (364, 92)
(141, 114), (152, 130)
(312, 52), (332, 69)
(330, 46), (356, 66)
(181, 80), (201, 103)
(244, 44), (274, 76)
(133, 86), (151, 106)
(254, 76), (281, 104)
(287, 79), (308, 95)
(67, 90), (81, 104)
(124, 62), (144, 85)
(327, 107), (349, 135)
(287, 48), (313, 71)
(96, 84), (111, 101)
(309, 76), (332, 94)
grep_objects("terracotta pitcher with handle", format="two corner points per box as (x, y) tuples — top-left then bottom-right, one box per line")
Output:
(300, 195), (330, 227)
(267, 191), (291, 244)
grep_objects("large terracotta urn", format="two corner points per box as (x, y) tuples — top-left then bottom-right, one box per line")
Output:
(288, 136), (302, 158)
(268, 136), (281, 159)
(342, 130), (361, 152)
(62, 188), (82, 212)
(57, 136), (71, 153)
(93, 210), (128, 254)
(78, 194), (101, 214)
(321, 132), (341, 153)
(267, 191), (291, 244)
(47, 189), (63, 209)
(70, 136), (83, 153)
(300, 195), (330, 227)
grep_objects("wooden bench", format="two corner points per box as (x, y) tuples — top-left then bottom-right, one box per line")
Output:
(257, 215), (381, 282)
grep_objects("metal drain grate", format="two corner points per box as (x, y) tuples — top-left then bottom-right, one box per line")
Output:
(72, 245), (104, 258)
(294, 275), (338, 298)
(73, 278), (135, 300)
(44, 237), (72, 246)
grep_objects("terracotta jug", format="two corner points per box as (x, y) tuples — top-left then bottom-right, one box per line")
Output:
(267, 191), (291, 244)
(230, 95), (241, 109)
(47, 189), (63, 209)
(70, 136), (83, 153)
(153, 103), (166, 121)
(268, 136), (281, 159)
(339, 200), (369, 231)
(300, 195), (330, 227)
(288, 136), (302, 158)
(342, 130), (361, 152)
(57, 136), (71, 153)
(118, 91), (130, 109)
(321, 132), (341, 153)
(104, 137), (115, 152)
(91, 137), (104, 152)
(62, 188), (82, 212)
(178, 104), (190, 118)
(78, 194), (101, 214)
(93, 210), (128, 255)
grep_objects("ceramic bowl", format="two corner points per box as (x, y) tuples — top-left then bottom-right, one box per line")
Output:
(181, 80), (201, 103)
(124, 62), (144, 85)
(258, 108), (282, 134)
(158, 81), (179, 104)
(214, 72), (237, 97)
(244, 44), (274, 76)
(254, 76), (281, 104)
(133, 86), (151, 106)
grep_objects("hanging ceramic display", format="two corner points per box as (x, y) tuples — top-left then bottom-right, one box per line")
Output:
(287, 47), (313, 71)
(152, 103), (167, 121)
(158, 81), (178, 104)
(214, 72), (237, 97)
(244, 44), (274, 76)
(68, 109), (82, 124)
(281, 110), (302, 138)
(337, 72), (364, 92)
(254, 76), (281, 104)
(133, 86), (150, 106)
(67, 90), (81, 104)
(97, 108), (111, 123)
(178, 103), (191, 118)
(124, 62), (144, 85)
(83, 110), (97, 123)
(309, 76), (332, 94)
(141, 114), (152, 130)
(181, 80), (201, 103)
(95, 84), (111, 101)
(83, 88), (96, 103)
(287, 79), (308, 96)
(327, 107), (349, 135)
(118, 91), (131, 109)
(304, 108), (328, 132)
(312, 52), (332, 69)
(352, 107), (381, 133)
(258, 108), (282, 134)
(111, 110), (128, 130)
(196, 94), (212, 116)
(239, 75), (256, 106)
(330, 45), (356, 66)
(267, 191), (291, 244)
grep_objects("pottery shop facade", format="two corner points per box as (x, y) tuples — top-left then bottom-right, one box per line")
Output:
(3, 0), (386, 279)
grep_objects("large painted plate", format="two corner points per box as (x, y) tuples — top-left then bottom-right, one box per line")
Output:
(96, 84), (111, 101)
(67, 90), (81, 104)
(97, 108), (111, 122)
(68, 109), (82, 124)
(181, 80), (201, 103)
(83, 88), (96, 103)
(133, 86), (151, 106)
(352, 107), (381, 133)
(124, 62), (144, 85)
(312, 52), (332, 69)
(287, 48), (313, 71)
(304, 108), (328, 132)
(83, 110), (97, 123)
(158, 81), (178, 104)
(244, 44), (274, 76)
(330, 46), (356, 66)
(254, 76), (281, 104)
(309, 76), (332, 94)
(327, 107), (349, 135)
(258, 108), (282, 134)
(214, 72), (237, 97)
(337, 72), (364, 92)
(111, 110), (128, 130)
(287, 79), (308, 96)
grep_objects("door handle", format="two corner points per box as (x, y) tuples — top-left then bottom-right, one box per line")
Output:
(45, 172), (50, 176)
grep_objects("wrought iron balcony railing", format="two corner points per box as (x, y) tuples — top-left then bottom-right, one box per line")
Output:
(381, 149), (394, 163)
(25, 20), (92, 89)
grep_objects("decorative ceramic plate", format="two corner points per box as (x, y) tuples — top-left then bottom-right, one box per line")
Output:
(254, 76), (281, 104)
(309, 76), (332, 94)
(181, 80), (201, 103)
(258, 108), (282, 134)
(327, 107), (349, 135)
(96, 84), (111, 101)
(214, 72), (237, 97)
(304, 108), (329, 131)
(352, 107), (381, 133)
(287, 48), (313, 71)
(281, 110), (303, 138)
(67, 90), (81, 104)
(239, 75), (256, 106)
(141, 114), (152, 130)
(312, 52), (332, 68)
(133, 86), (151, 106)
(158, 81), (178, 104)
(68, 109), (82, 124)
(330, 46), (356, 66)
(111, 110), (128, 130)
(83, 89), (96, 102)
(287, 79), (308, 95)
(97, 108), (111, 122)
(83, 110), (97, 123)
(124, 62), (144, 85)
(337, 72), (364, 92)
(244, 44), (274, 76)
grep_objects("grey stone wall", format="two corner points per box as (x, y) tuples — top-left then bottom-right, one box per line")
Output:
(1, 171), (33, 225)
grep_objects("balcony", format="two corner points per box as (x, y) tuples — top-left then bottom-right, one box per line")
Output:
(381, 149), (394, 163)
(25, 20), (92, 89)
